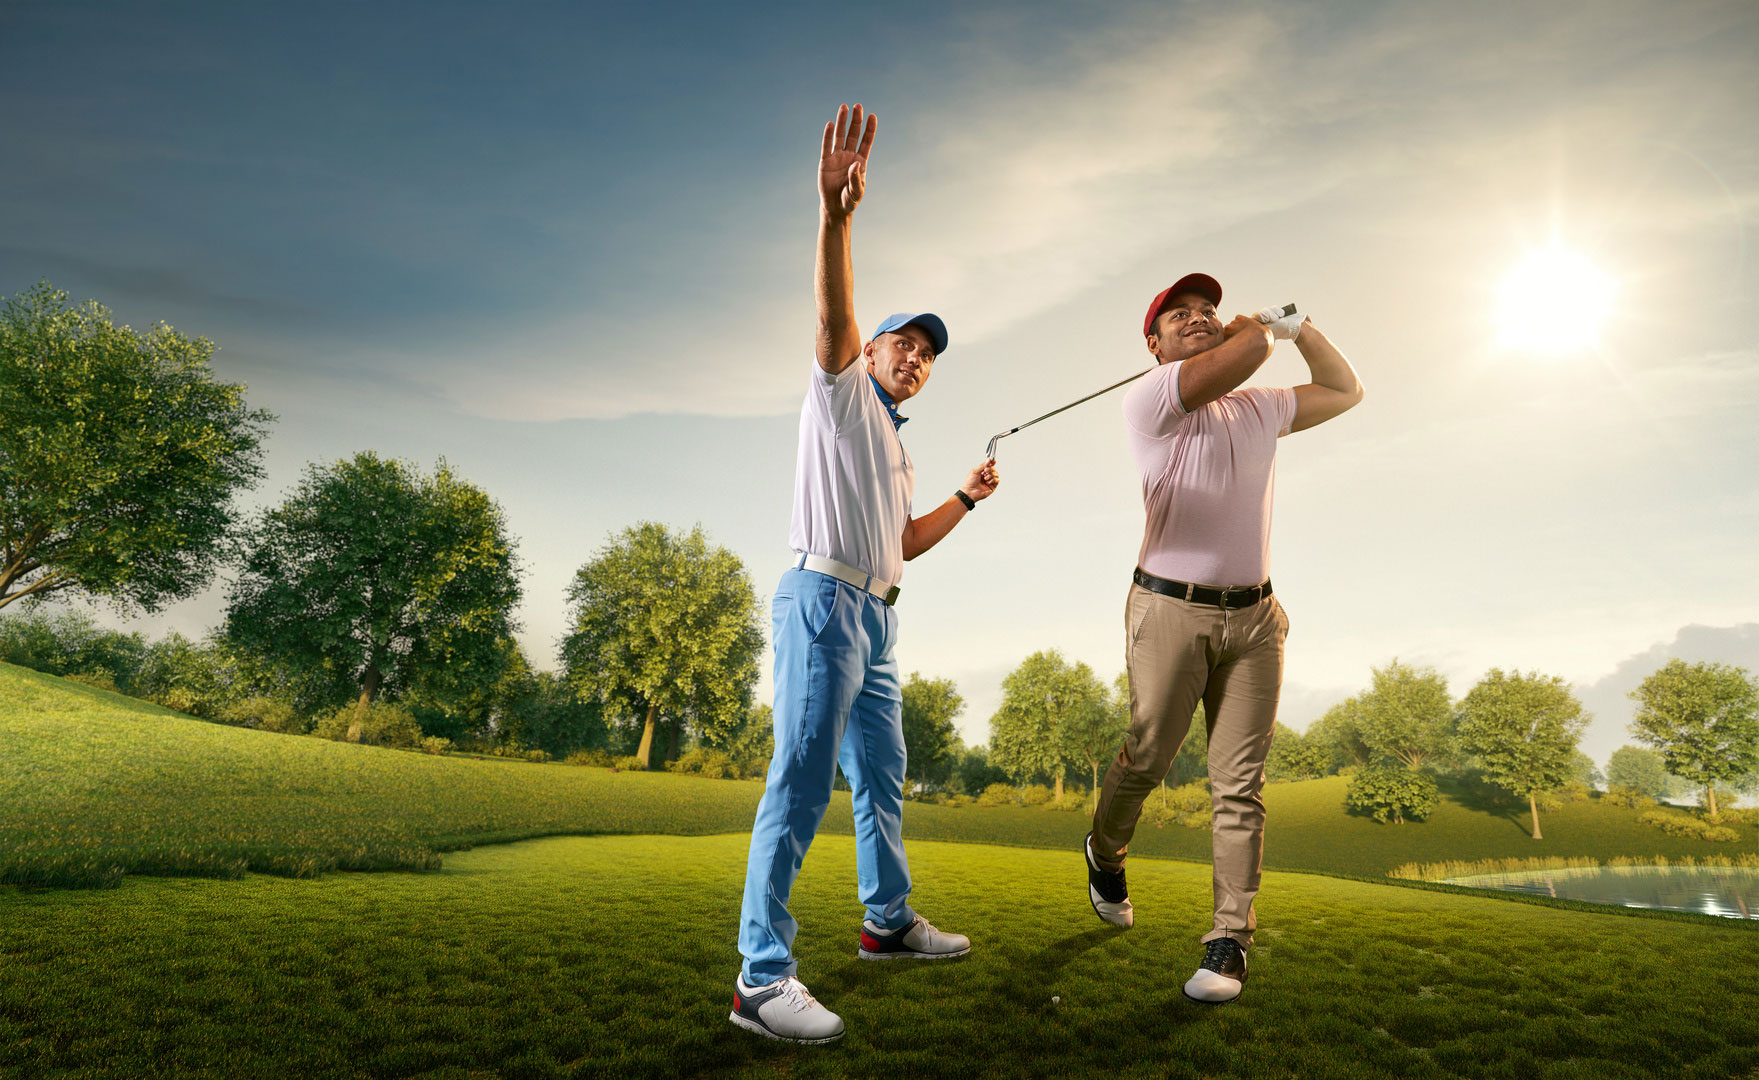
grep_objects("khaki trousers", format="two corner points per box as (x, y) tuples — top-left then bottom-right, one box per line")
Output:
(1091, 582), (1289, 949)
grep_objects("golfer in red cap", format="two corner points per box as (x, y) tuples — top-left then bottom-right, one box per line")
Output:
(1083, 273), (1363, 1004)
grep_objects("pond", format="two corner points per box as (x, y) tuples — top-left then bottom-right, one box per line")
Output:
(1445, 865), (1759, 919)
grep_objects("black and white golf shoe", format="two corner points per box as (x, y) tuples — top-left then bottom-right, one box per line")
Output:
(857, 915), (971, 960)
(1182, 937), (1248, 1004)
(1085, 832), (1133, 928)
(728, 974), (845, 1044)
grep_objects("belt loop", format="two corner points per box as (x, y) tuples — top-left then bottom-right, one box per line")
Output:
(795, 552), (807, 571)
(1183, 582), (1193, 602)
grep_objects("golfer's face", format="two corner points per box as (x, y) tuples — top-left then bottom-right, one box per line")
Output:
(868, 327), (936, 401)
(1152, 294), (1221, 361)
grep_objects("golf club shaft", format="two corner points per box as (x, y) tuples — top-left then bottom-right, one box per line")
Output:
(984, 302), (1296, 460)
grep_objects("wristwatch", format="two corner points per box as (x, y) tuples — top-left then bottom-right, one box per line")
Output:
(954, 489), (977, 511)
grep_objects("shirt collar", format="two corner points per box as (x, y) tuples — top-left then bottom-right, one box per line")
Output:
(869, 374), (908, 430)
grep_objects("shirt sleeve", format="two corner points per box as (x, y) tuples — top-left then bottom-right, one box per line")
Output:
(1121, 360), (1187, 438)
(1239, 385), (1299, 438)
(803, 355), (869, 434)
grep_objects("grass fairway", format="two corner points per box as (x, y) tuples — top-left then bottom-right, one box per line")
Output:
(3, 835), (1754, 1080)
(7, 661), (1753, 888)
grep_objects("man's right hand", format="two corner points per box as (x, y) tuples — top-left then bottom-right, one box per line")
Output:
(820, 103), (876, 218)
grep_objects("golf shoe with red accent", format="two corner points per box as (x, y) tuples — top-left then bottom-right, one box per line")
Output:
(728, 974), (845, 1043)
(856, 915), (970, 960)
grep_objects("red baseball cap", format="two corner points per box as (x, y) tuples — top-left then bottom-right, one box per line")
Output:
(1142, 273), (1223, 338)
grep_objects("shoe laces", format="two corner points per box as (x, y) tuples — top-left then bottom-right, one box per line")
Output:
(778, 977), (820, 1013)
(1200, 938), (1241, 973)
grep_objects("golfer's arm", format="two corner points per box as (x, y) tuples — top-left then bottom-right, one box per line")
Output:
(1288, 321), (1364, 433)
(815, 211), (861, 375)
(901, 499), (969, 561)
(1177, 326), (1274, 411)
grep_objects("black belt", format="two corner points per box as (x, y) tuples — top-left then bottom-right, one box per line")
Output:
(1133, 567), (1272, 609)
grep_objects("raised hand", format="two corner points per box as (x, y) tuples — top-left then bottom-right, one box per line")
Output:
(962, 459), (1000, 502)
(820, 103), (877, 218)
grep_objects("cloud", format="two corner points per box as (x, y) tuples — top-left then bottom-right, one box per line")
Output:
(0, 246), (314, 325)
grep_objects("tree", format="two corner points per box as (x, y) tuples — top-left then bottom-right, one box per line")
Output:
(1266, 722), (1330, 782)
(707, 702), (776, 780)
(1307, 697), (1373, 772)
(900, 673), (963, 793)
(1170, 701), (1209, 786)
(952, 743), (1008, 796)
(560, 522), (763, 770)
(1629, 660), (1759, 819)
(989, 650), (1107, 800)
(224, 453), (522, 739)
(1352, 660), (1454, 771)
(1064, 672), (1129, 811)
(1605, 745), (1677, 800)
(1455, 669), (1589, 839)
(0, 282), (273, 612)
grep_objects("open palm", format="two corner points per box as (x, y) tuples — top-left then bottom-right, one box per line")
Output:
(819, 103), (877, 217)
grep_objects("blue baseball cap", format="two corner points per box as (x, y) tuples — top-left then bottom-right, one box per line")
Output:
(870, 312), (949, 357)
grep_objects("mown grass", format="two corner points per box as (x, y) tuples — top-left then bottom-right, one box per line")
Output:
(5, 661), (1754, 888)
(2, 835), (1754, 1080)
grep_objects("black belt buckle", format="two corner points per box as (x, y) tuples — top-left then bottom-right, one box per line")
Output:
(883, 585), (900, 607)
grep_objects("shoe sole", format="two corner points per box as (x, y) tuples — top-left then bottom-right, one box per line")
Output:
(727, 1010), (844, 1044)
(856, 946), (971, 961)
(1181, 987), (1242, 1006)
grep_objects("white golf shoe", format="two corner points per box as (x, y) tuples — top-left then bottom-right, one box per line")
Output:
(1085, 832), (1133, 929)
(1182, 937), (1248, 1004)
(857, 915), (971, 960)
(728, 974), (845, 1043)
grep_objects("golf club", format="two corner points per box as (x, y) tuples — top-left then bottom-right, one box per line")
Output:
(983, 303), (1296, 460)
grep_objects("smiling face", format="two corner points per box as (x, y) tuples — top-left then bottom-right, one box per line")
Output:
(1145, 292), (1222, 364)
(864, 323), (936, 402)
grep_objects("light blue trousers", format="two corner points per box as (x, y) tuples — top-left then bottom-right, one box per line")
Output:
(738, 567), (914, 985)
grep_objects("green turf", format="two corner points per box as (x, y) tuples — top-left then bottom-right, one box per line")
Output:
(2, 835), (1753, 1080)
(6, 661), (1752, 889)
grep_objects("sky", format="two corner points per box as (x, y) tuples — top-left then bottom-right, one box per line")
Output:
(3, 0), (1757, 759)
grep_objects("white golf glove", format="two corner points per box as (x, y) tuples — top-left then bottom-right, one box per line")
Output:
(1254, 305), (1304, 342)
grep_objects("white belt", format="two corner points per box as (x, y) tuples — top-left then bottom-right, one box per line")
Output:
(793, 553), (900, 606)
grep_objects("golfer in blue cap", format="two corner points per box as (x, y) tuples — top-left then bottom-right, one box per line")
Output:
(730, 102), (1000, 1045)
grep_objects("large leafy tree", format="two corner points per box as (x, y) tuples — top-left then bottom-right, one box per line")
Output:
(1455, 669), (1589, 839)
(560, 522), (762, 769)
(0, 282), (273, 611)
(1353, 660), (1455, 772)
(1062, 670), (1128, 811)
(989, 650), (1108, 800)
(223, 453), (522, 737)
(900, 673), (963, 793)
(1629, 660), (1759, 819)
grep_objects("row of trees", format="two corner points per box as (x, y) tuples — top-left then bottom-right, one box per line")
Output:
(1, 282), (769, 763)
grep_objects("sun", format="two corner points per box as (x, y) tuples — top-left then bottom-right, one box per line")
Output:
(1496, 244), (1616, 352)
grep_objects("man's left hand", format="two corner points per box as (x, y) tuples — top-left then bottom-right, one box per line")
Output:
(962, 459), (1000, 502)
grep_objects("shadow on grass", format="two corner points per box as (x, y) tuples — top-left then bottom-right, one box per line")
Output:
(1437, 776), (1532, 835)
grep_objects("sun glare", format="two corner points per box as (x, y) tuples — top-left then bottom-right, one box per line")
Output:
(1496, 244), (1616, 352)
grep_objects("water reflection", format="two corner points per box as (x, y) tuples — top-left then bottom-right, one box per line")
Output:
(1445, 866), (1759, 919)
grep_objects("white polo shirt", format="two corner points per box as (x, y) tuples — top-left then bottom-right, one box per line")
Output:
(788, 357), (914, 587)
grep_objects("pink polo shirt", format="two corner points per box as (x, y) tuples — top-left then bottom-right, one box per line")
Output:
(1122, 360), (1297, 588)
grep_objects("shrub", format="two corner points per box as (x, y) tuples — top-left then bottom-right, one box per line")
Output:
(1603, 785), (1657, 810)
(611, 755), (647, 772)
(1638, 809), (1742, 842)
(1045, 790), (1088, 812)
(62, 671), (122, 694)
(1141, 782), (1212, 829)
(523, 749), (548, 763)
(1017, 784), (1053, 807)
(420, 737), (453, 756)
(942, 794), (976, 807)
(218, 696), (305, 734)
(1709, 806), (1759, 828)
(312, 702), (424, 749)
(977, 783), (1017, 807)
(668, 747), (737, 779)
(1534, 780), (1593, 812)
(1345, 766), (1439, 824)
(564, 749), (613, 767)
